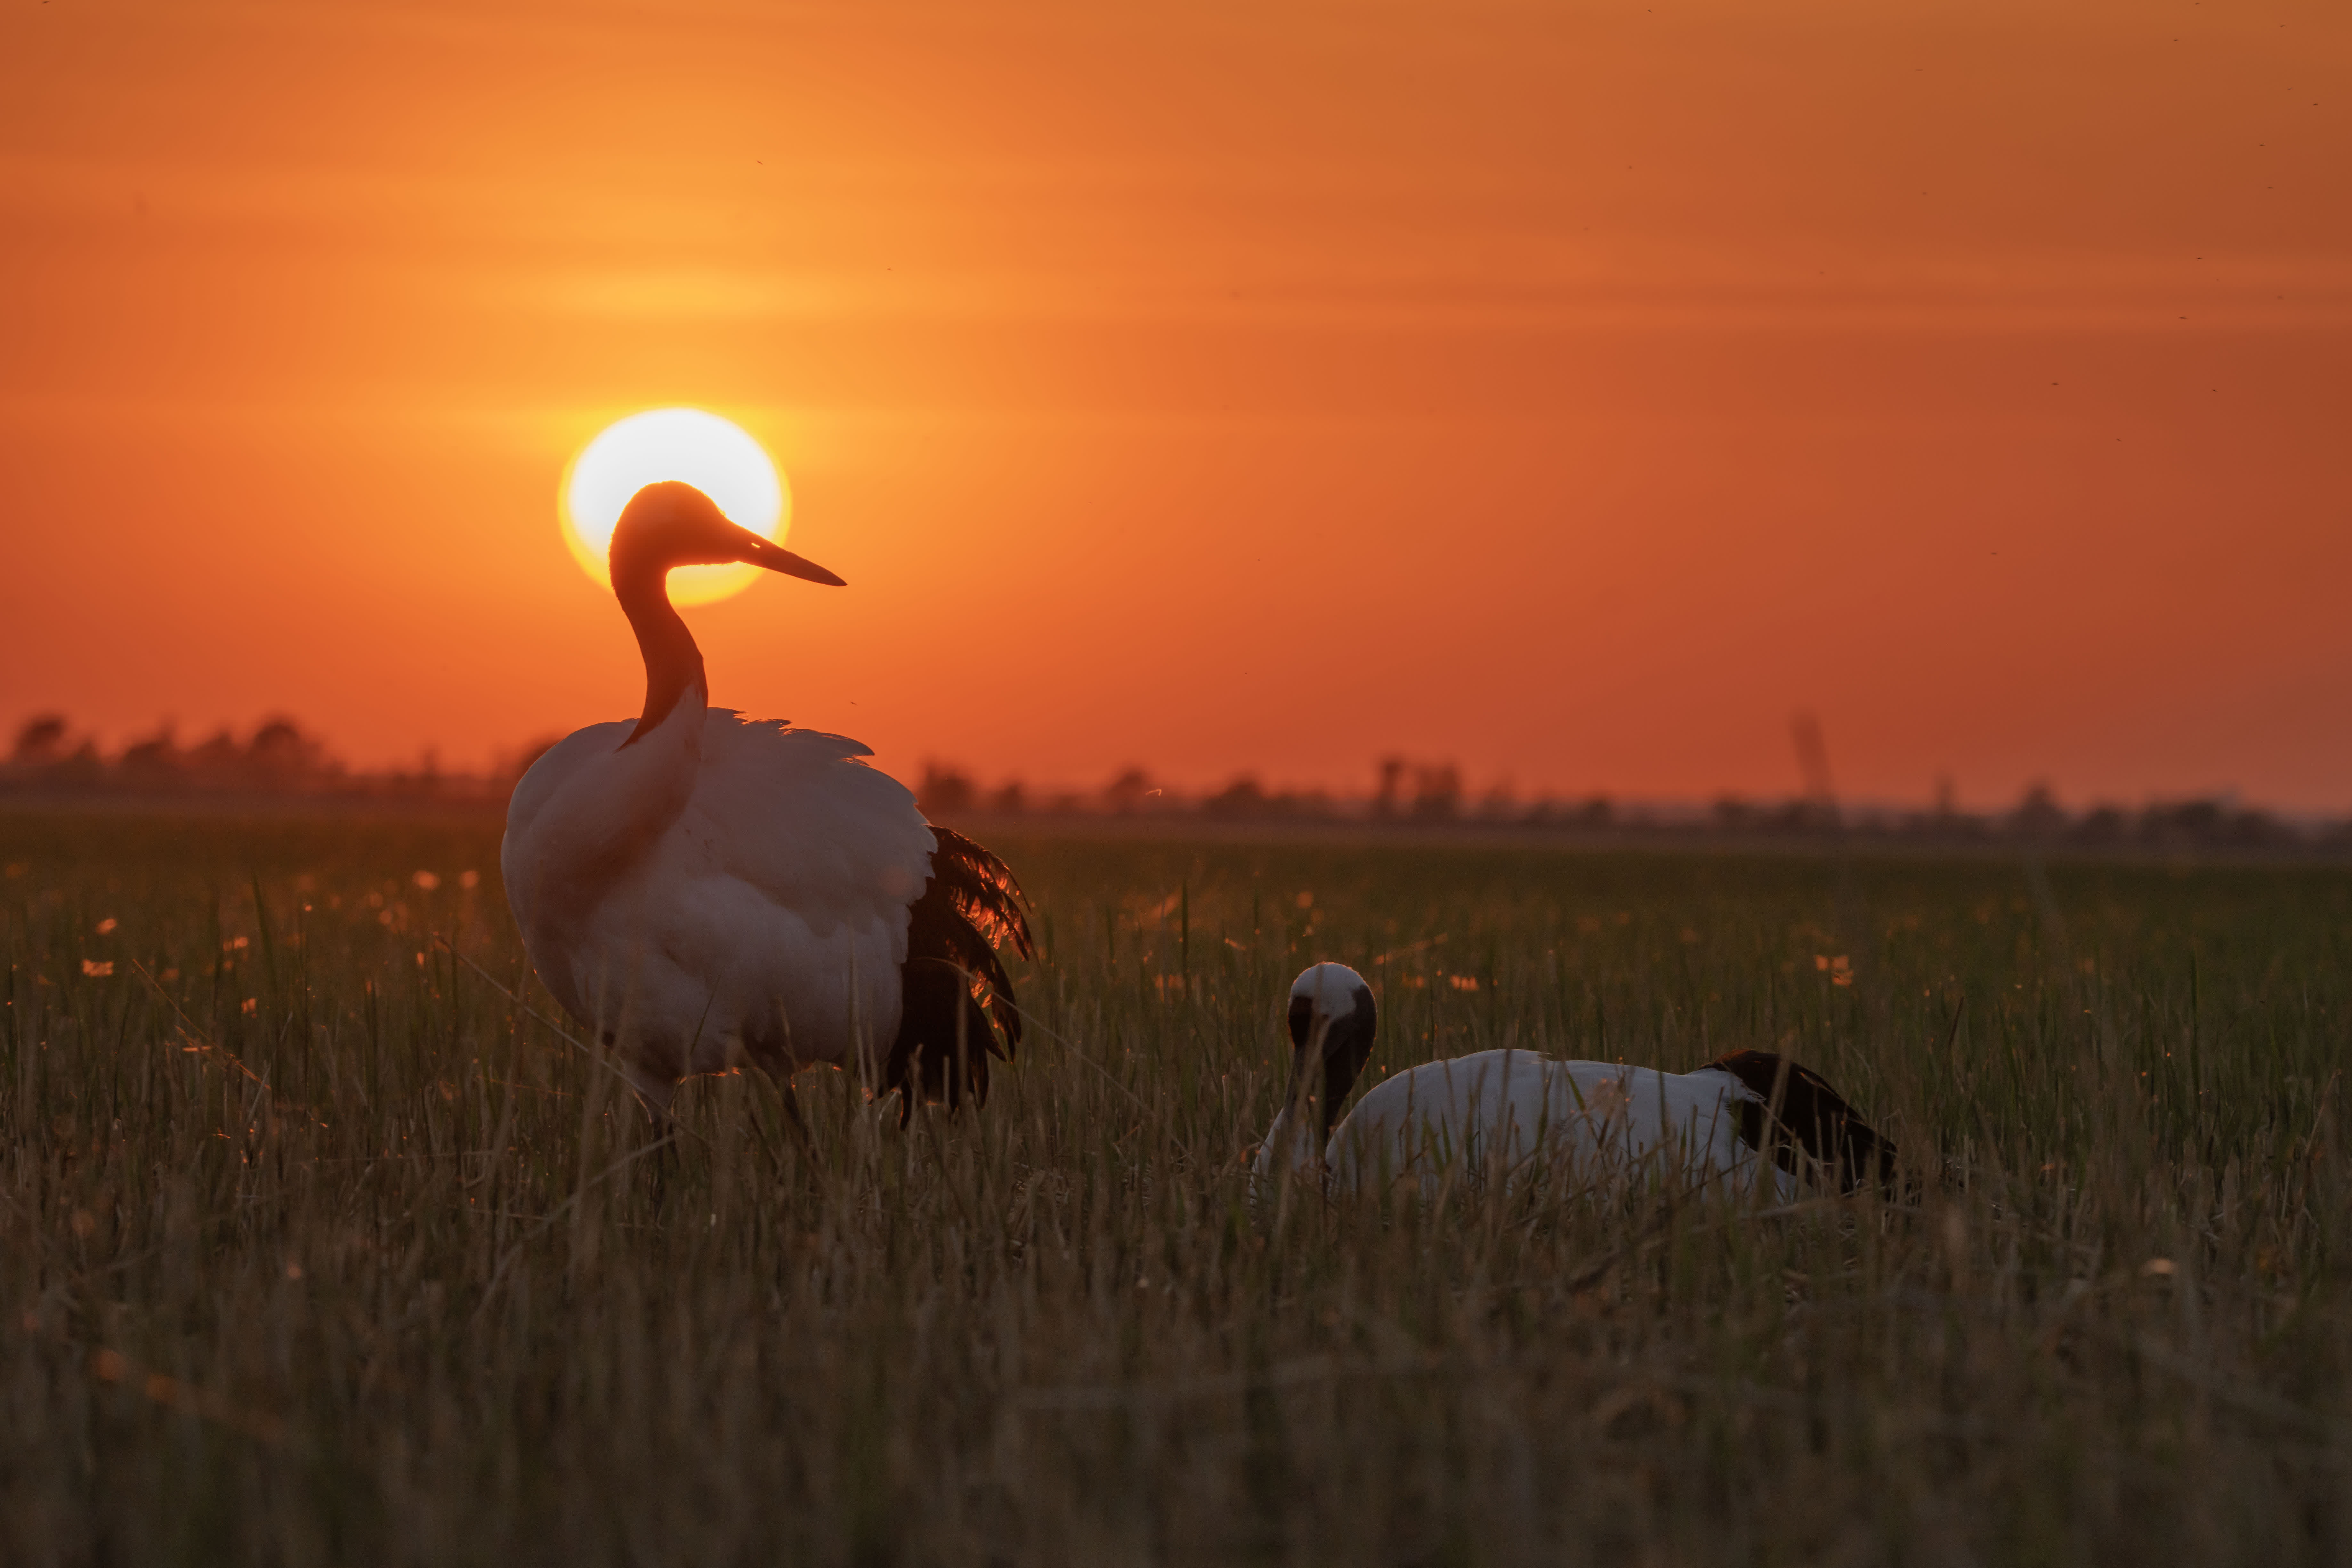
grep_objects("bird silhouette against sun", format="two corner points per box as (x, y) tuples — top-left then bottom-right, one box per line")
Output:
(506, 412), (1031, 1119)
(559, 408), (789, 607)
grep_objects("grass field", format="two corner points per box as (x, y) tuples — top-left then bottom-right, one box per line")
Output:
(2, 810), (2348, 1565)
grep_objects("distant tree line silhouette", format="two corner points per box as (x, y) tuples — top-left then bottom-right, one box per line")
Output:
(6, 713), (2341, 852)
(0, 714), (514, 802)
(919, 754), (2349, 854)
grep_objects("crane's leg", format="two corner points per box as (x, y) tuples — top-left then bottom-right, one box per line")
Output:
(743, 1060), (818, 1181)
(619, 1058), (678, 1124)
(778, 1079), (813, 1149)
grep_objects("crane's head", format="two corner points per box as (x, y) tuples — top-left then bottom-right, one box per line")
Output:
(608, 481), (845, 594)
(1284, 962), (1378, 1145)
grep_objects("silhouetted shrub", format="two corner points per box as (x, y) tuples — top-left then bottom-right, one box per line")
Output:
(917, 764), (976, 816)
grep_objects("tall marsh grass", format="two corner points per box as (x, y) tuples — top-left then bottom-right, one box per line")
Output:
(2, 814), (2347, 1564)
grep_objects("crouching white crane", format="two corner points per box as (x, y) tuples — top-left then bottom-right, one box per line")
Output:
(500, 481), (1031, 1119)
(1255, 963), (1895, 1197)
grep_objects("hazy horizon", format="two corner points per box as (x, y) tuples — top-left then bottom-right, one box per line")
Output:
(2, 701), (2335, 823)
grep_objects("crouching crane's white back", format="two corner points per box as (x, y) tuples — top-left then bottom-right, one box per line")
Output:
(1255, 963), (1895, 1200)
(1291, 1050), (1795, 1198)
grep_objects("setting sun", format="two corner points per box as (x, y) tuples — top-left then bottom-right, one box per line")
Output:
(559, 409), (788, 607)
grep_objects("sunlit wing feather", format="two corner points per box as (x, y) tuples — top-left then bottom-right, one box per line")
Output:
(883, 827), (1033, 1119)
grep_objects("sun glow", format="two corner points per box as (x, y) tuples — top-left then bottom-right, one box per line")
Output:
(561, 409), (789, 606)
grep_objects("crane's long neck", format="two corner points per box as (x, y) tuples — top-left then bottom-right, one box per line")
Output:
(615, 564), (707, 745)
(512, 562), (707, 938)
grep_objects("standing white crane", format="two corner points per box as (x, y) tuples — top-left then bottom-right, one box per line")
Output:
(1255, 963), (1894, 1197)
(500, 480), (1031, 1119)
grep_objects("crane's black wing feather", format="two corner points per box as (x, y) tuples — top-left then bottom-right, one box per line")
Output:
(885, 827), (1033, 1121)
(1702, 1050), (1897, 1191)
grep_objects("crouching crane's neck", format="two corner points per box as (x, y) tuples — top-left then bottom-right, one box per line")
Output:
(1253, 1105), (1321, 1181)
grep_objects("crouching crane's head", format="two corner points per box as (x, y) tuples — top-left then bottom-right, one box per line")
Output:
(1284, 962), (1378, 1147)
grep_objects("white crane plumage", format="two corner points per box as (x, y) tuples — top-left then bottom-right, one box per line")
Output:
(501, 481), (1031, 1118)
(1256, 963), (1894, 1197)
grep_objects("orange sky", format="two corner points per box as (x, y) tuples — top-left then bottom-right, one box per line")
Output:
(4, 0), (2348, 810)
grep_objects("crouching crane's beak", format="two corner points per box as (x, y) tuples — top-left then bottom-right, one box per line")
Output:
(732, 524), (845, 587)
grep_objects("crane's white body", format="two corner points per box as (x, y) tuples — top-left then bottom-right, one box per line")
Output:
(500, 694), (934, 1100)
(499, 480), (1031, 1119)
(1256, 1049), (1797, 1200)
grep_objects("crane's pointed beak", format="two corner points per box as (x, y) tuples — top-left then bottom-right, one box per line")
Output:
(733, 526), (845, 587)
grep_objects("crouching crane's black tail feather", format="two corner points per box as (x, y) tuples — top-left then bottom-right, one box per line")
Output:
(885, 828), (1034, 1122)
(1704, 1050), (1898, 1192)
